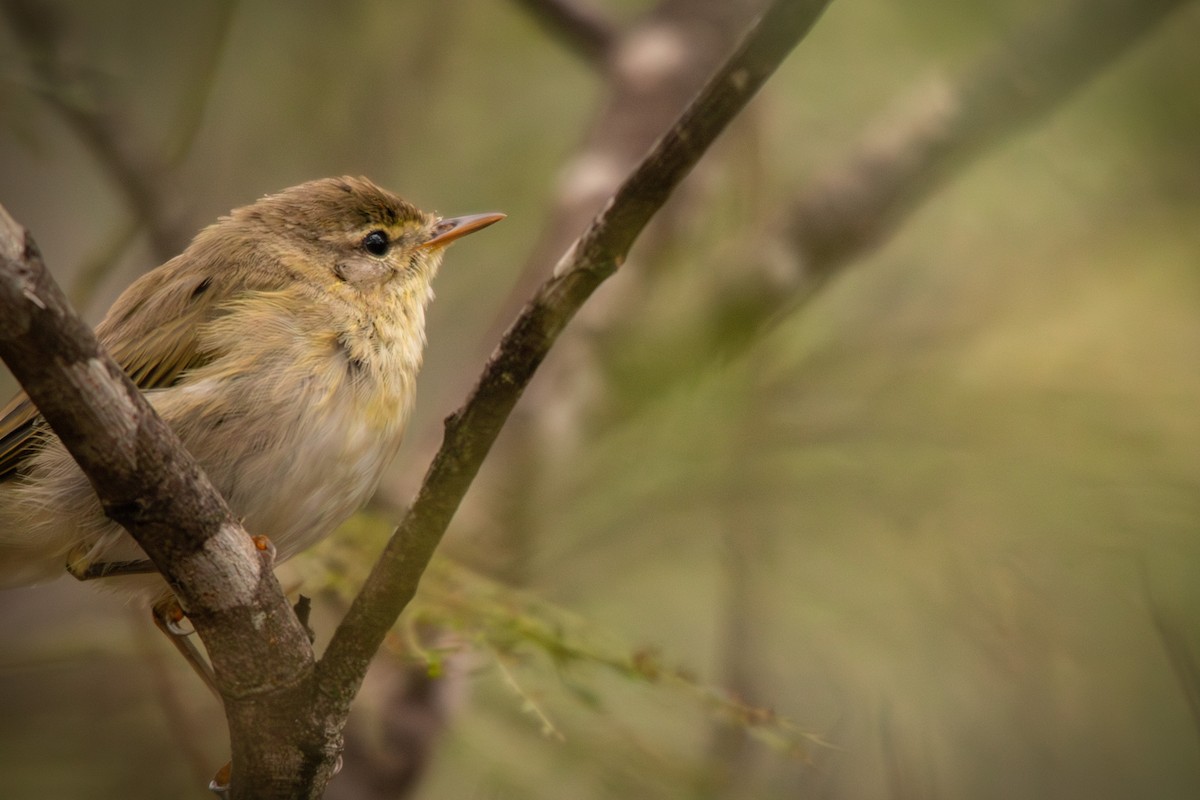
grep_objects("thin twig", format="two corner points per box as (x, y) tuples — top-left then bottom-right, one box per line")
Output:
(316, 0), (833, 713)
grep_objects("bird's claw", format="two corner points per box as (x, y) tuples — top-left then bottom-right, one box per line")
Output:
(209, 761), (231, 796)
(252, 535), (277, 564)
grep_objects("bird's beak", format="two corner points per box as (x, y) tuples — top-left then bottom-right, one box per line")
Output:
(421, 212), (506, 249)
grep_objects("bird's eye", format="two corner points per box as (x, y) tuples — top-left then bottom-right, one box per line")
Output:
(362, 230), (390, 256)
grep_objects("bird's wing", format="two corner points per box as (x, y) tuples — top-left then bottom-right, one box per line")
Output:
(0, 394), (42, 482)
(0, 256), (246, 482)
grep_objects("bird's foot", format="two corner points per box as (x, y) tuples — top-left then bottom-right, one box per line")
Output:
(152, 596), (217, 695)
(65, 543), (157, 581)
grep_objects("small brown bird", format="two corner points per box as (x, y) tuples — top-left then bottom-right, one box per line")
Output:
(0, 176), (503, 598)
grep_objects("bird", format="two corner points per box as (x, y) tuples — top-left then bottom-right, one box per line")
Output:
(0, 176), (503, 602)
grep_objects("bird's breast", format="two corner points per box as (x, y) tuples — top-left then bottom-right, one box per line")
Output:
(168, 294), (427, 560)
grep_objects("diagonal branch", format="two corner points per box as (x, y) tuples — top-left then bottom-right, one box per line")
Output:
(316, 0), (834, 711)
(637, 0), (1193, 373)
(0, 205), (321, 796)
(487, 0), (768, 344)
(476, 0), (768, 585)
(782, 0), (1191, 278)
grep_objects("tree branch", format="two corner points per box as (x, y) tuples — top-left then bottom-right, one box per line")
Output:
(625, 0), (1194, 375)
(1, 0), (836, 792)
(471, 0), (768, 588)
(489, 0), (768, 340)
(779, 0), (1190, 285)
(0, 205), (322, 797)
(316, 0), (833, 714)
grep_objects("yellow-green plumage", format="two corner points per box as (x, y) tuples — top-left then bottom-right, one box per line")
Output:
(0, 176), (501, 596)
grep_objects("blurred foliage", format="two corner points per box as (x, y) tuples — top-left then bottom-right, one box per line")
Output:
(304, 512), (826, 762)
(1, 0), (1199, 798)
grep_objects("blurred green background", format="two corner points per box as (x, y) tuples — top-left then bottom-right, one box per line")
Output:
(1, 0), (1199, 798)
